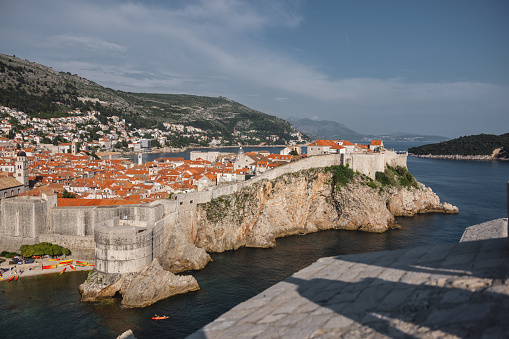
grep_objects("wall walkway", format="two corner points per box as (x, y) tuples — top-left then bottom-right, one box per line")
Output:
(188, 218), (509, 338)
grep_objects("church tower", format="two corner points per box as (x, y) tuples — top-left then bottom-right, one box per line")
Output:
(71, 141), (77, 155)
(138, 153), (143, 166)
(15, 150), (29, 187)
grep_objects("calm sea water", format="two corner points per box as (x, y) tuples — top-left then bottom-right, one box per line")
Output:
(1, 142), (508, 339)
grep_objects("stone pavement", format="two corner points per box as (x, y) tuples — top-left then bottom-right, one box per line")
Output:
(188, 219), (509, 338)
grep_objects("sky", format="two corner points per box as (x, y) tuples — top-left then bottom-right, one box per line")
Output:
(1, 0), (508, 138)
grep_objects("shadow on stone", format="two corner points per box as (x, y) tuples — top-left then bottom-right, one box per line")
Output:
(284, 238), (509, 337)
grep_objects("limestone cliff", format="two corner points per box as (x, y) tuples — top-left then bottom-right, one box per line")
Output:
(79, 259), (199, 308)
(193, 166), (458, 251)
(80, 164), (458, 307)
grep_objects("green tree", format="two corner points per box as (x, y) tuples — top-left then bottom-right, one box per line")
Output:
(62, 190), (76, 198)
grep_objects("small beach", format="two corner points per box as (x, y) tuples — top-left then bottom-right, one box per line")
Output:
(0, 256), (94, 281)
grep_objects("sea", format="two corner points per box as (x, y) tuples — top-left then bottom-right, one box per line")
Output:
(1, 142), (508, 339)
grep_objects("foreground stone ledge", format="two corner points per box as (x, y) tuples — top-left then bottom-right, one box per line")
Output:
(187, 229), (509, 339)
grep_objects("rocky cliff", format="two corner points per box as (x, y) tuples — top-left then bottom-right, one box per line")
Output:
(81, 164), (458, 307)
(192, 165), (458, 251)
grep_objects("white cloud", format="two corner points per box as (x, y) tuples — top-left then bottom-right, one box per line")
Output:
(44, 34), (127, 55)
(274, 97), (290, 102)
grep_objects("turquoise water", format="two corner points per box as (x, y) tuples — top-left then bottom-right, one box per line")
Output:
(1, 142), (508, 338)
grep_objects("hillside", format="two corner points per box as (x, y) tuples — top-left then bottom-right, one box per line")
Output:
(408, 133), (509, 159)
(0, 53), (305, 146)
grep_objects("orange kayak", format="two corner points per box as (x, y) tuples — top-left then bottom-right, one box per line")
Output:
(8, 276), (14, 282)
(70, 265), (76, 271)
(152, 315), (169, 320)
(43, 264), (57, 269)
(15, 275), (19, 281)
(60, 267), (66, 274)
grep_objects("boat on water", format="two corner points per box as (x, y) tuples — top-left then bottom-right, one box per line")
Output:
(152, 315), (169, 320)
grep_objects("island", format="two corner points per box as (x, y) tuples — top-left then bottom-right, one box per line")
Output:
(408, 133), (509, 160)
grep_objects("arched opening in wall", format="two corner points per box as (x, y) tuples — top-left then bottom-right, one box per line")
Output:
(3, 191), (6, 198)
(11, 190), (13, 197)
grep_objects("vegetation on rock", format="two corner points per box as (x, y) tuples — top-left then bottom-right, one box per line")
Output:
(375, 165), (418, 188)
(325, 165), (355, 188)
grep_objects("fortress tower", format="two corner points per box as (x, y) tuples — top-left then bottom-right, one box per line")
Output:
(15, 150), (29, 187)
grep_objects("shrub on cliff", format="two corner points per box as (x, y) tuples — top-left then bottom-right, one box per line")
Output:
(325, 165), (355, 189)
(375, 165), (417, 188)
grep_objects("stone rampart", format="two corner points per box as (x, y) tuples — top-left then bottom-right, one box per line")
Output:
(0, 197), (48, 251)
(38, 234), (95, 259)
(95, 225), (154, 274)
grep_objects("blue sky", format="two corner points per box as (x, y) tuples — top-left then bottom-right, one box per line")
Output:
(1, 0), (508, 138)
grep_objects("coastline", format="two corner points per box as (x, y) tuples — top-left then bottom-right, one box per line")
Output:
(0, 256), (94, 281)
(409, 153), (509, 161)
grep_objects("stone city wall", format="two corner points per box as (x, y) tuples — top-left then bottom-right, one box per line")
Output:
(95, 225), (154, 274)
(38, 234), (95, 259)
(0, 151), (407, 274)
(0, 197), (48, 251)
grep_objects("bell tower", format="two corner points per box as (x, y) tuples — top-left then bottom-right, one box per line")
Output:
(15, 150), (29, 187)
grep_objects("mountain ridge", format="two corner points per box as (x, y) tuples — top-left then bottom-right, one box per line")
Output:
(0, 53), (305, 146)
(287, 116), (448, 142)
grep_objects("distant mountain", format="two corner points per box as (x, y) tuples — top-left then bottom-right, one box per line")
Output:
(286, 117), (449, 142)
(374, 133), (449, 142)
(286, 117), (364, 141)
(0, 53), (305, 146)
(408, 133), (509, 159)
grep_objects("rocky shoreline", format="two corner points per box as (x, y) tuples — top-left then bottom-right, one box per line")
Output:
(80, 167), (458, 307)
(410, 153), (508, 161)
(79, 259), (199, 308)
